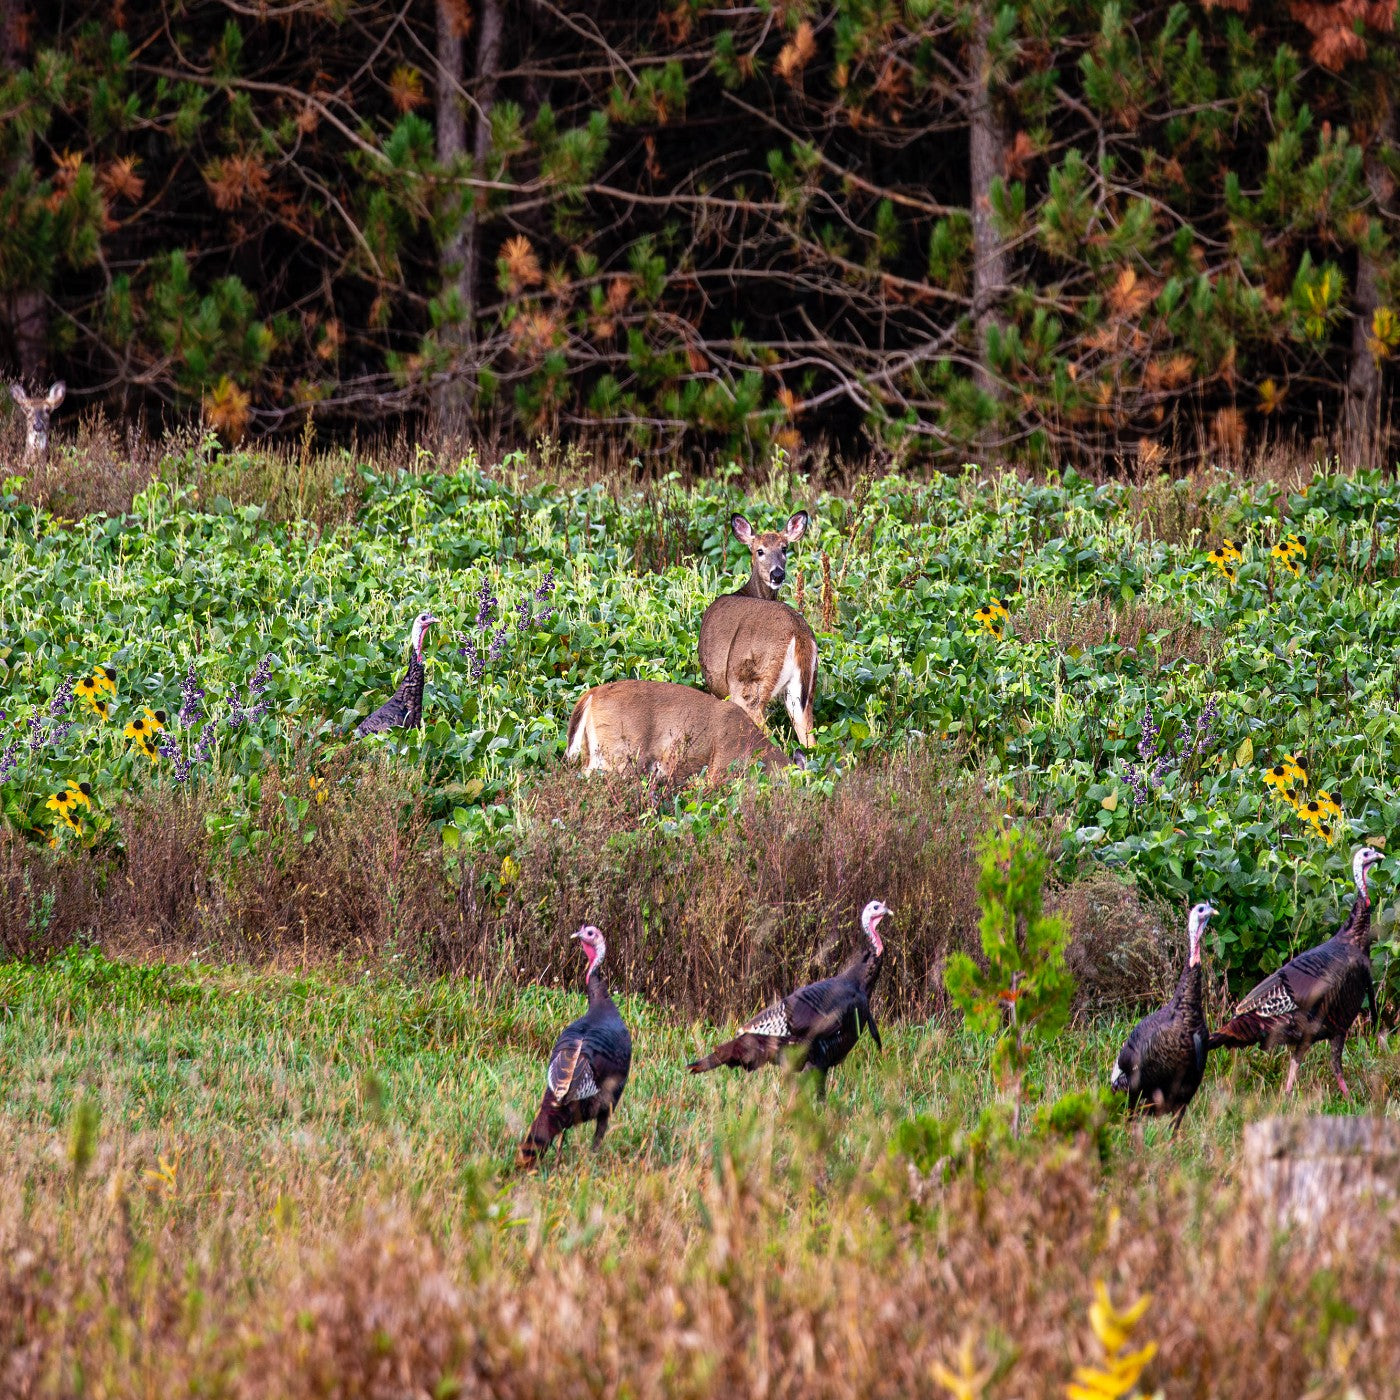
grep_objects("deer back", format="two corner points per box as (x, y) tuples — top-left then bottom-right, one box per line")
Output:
(566, 679), (792, 784)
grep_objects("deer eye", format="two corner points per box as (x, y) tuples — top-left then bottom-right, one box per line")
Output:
(757, 548), (765, 556)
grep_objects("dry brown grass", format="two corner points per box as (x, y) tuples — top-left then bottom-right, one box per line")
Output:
(2, 1124), (1397, 1399)
(0, 746), (998, 1021)
(1016, 594), (1214, 671)
(468, 743), (997, 1021)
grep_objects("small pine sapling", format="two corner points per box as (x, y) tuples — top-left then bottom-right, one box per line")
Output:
(944, 827), (1074, 1131)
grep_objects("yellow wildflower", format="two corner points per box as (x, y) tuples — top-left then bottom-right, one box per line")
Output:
(1088, 1282), (1152, 1355)
(75, 673), (102, 702)
(1314, 790), (1342, 818)
(81, 692), (109, 720)
(972, 599), (1010, 638)
(66, 781), (92, 810)
(500, 854), (521, 887)
(931, 1331), (994, 1400)
(124, 707), (167, 742)
(1282, 754), (1307, 787)
(44, 788), (83, 833)
(95, 665), (117, 696)
(1066, 1282), (1158, 1400)
(309, 775), (328, 805)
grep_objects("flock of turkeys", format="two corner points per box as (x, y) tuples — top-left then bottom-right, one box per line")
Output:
(351, 520), (1389, 1169)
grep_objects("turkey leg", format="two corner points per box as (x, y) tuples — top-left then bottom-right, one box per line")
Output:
(1330, 1035), (1350, 1097)
(1281, 1045), (1305, 1096)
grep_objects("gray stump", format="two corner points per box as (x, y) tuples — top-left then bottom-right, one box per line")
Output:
(1244, 1116), (1400, 1235)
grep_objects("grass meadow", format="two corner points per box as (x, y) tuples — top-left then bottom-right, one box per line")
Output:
(2, 422), (1400, 1395)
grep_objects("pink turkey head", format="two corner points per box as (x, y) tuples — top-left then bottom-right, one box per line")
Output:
(1186, 901), (1216, 967)
(571, 923), (606, 979)
(410, 611), (438, 659)
(860, 899), (890, 957)
(1353, 845), (1383, 903)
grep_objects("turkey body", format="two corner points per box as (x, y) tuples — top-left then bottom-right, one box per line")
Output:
(518, 959), (632, 1167)
(356, 649), (425, 735)
(1208, 848), (1381, 1096)
(689, 925), (884, 1095)
(1113, 961), (1208, 1122)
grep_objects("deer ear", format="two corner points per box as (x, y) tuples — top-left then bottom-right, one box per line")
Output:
(46, 381), (66, 409)
(784, 510), (809, 542)
(730, 513), (754, 544)
(10, 383), (29, 406)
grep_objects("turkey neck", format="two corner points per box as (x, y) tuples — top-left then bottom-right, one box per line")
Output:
(1170, 957), (1203, 1023)
(584, 963), (612, 1010)
(1338, 886), (1374, 952)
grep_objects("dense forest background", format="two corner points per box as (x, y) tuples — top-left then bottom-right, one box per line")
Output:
(2, 0), (1399, 466)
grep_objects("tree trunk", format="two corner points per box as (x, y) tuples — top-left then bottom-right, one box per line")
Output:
(1, 0), (46, 380)
(1244, 1116), (1400, 1239)
(431, 0), (504, 430)
(432, 0), (471, 427)
(968, 2), (1008, 415)
(1346, 98), (1396, 464)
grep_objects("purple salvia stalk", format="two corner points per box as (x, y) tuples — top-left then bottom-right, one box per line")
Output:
(474, 576), (498, 630)
(0, 741), (16, 782)
(49, 677), (74, 717)
(178, 663), (205, 729)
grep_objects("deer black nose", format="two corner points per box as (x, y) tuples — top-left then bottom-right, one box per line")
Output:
(770, 565), (785, 585)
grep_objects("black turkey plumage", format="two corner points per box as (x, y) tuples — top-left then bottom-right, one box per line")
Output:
(688, 899), (889, 1096)
(517, 925), (633, 1168)
(1208, 846), (1384, 1096)
(1110, 900), (1215, 1128)
(356, 611), (437, 735)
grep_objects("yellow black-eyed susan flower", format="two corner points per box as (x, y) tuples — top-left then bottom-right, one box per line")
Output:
(1262, 763), (1291, 791)
(95, 665), (117, 696)
(1299, 798), (1325, 825)
(972, 600), (1010, 637)
(124, 707), (166, 742)
(76, 674), (102, 702)
(84, 696), (109, 721)
(66, 781), (92, 810)
(1315, 790), (1342, 819)
(1282, 754), (1307, 787)
(1317, 820), (1337, 844)
(44, 788), (83, 833)
(1270, 540), (1303, 576)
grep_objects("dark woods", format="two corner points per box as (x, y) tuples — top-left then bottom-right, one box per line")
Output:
(2, 0), (1399, 466)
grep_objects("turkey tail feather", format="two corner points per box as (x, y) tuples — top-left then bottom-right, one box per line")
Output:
(688, 1033), (781, 1074)
(1208, 1012), (1275, 1050)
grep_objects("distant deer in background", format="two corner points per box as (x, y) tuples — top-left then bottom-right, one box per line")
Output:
(566, 679), (794, 785)
(698, 510), (818, 748)
(10, 381), (65, 461)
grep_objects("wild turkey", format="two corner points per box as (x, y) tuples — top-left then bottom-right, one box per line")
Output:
(688, 899), (889, 1096)
(356, 611), (437, 735)
(517, 925), (633, 1168)
(1110, 900), (1215, 1128)
(1209, 846), (1384, 1096)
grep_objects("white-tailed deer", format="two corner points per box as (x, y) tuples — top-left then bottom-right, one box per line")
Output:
(10, 380), (65, 461)
(566, 680), (793, 785)
(698, 510), (818, 747)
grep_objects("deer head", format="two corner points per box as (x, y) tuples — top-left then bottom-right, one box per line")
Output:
(730, 510), (809, 601)
(11, 381), (65, 459)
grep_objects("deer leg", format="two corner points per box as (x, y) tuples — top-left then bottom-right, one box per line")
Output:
(1281, 1045), (1304, 1095)
(1330, 1036), (1350, 1098)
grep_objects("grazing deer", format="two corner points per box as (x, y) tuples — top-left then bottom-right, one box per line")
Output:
(698, 511), (818, 747)
(10, 381), (65, 461)
(566, 680), (794, 785)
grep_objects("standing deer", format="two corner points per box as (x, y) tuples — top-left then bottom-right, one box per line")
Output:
(566, 679), (794, 785)
(10, 381), (65, 461)
(698, 511), (818, 747)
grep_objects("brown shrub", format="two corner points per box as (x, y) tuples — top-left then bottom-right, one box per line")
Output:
(15, 411), (164, 518)
(1015, 593), (1213, 670)
(4, 745), (995, 1020)
(458, 743), (997, 1021)
(0, 828), (100, 960)
(1051, 868), (1180, 1013)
